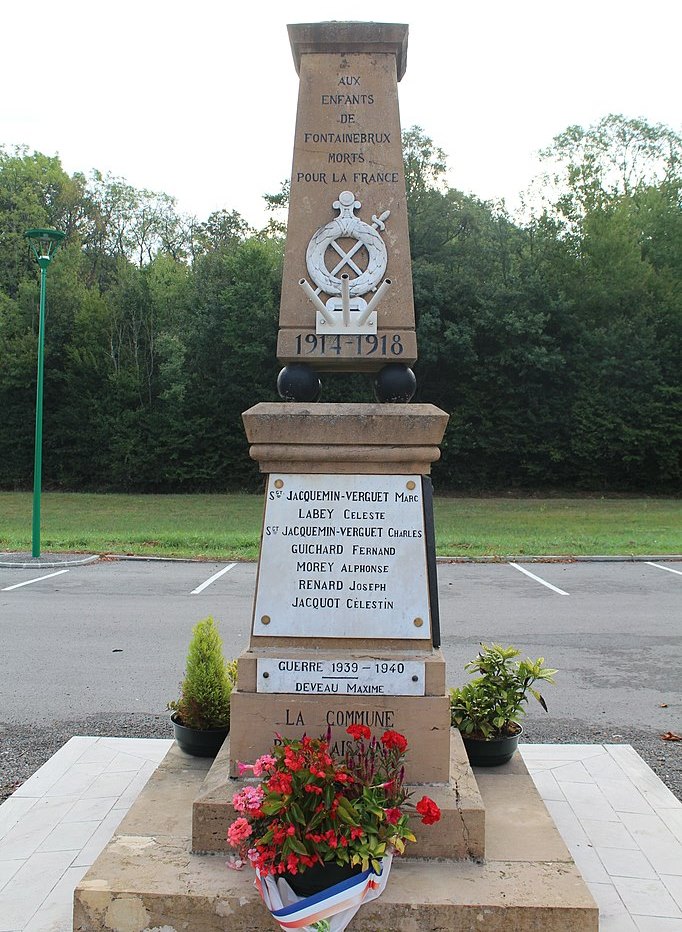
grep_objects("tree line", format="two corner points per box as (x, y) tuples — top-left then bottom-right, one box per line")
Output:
(0, 116), (680, 493)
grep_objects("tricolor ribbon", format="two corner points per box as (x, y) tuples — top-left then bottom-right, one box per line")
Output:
(256, 854), (393, 932)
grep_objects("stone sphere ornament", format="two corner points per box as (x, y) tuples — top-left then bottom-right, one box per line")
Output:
(277, 364), (321, 402)
(373, 363), (417, 403)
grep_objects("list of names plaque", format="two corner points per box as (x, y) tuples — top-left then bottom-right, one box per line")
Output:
(252, 474), (431, 639)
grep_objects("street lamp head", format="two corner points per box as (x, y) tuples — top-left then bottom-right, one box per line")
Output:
(25, 228), (66, 267)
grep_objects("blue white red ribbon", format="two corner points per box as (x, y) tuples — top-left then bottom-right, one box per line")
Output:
(256, 854), (393, 932)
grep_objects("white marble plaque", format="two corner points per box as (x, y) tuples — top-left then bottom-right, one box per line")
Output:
(252, 474), (431, 639)
(257, 658), (426, 695)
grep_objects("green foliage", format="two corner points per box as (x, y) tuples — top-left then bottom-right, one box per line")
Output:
(538, 114), (682, 224)
(168, 616), (236, 730)
(402, 120), (682, 491)
(449, 644), (557, 740)
(0, 118), (680, 494)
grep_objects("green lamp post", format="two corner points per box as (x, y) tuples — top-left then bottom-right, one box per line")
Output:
(25, 228), (65, 558)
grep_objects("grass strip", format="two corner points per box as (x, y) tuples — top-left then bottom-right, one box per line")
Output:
(1, 492), (680, 560)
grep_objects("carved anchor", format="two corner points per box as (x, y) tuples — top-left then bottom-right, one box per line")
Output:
(299, 192), (392, 333)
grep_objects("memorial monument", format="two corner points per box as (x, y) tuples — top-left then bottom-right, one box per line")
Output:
(74, 22), (598, 932)
(202, 21), (481, 861)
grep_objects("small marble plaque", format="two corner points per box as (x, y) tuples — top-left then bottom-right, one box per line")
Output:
(256, 658), (426, 695)
(252, 474), (431, 639)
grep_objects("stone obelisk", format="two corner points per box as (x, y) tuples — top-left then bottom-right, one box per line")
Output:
(202, 22), (482, 860)
(276, 22), (416, 377)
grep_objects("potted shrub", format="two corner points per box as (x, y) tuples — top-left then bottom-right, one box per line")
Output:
(227, 727), (441, 925)
(450, 643), (556, 767)
(168, 616), (237, 757)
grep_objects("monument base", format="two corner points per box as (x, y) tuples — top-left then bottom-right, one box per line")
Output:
(73, 743), (599, 932)
(192, 730), (484, 860)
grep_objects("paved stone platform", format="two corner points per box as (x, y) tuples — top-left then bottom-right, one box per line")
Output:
(3, 738), (681, 929)
(72, 742), (598, 931)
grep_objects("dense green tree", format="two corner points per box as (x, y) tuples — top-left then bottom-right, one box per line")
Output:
(0, 121), (679, 493)
(405, 122), (680, 490)
(177, 237), (282, 490)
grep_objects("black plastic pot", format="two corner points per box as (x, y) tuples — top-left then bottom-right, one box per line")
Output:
(171, 714), (228, 758)
(461, 725), (523, 767)
(286, 861), (363, 897)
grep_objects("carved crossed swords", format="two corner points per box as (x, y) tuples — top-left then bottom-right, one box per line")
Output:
(315, 210), (391, 294)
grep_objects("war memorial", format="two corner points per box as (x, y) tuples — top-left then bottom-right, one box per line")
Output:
(73, 22), (598, 931)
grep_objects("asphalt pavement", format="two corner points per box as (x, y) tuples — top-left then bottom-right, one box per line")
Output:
(0, 557), (680, 800)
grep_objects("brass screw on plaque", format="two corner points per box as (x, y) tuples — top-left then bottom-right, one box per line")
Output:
(406, 480), (416, 490)
(261, 615), (271, 625)
(412, 675), (419, 682)
(263, 672), (270, 678)
(413, 617), (424, 628)
(274, 479), (284, 489)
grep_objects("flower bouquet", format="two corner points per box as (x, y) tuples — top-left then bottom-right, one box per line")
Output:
(227, 725), (441, 932)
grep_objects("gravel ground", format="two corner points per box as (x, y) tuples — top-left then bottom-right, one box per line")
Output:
(1, 714), (680, 806)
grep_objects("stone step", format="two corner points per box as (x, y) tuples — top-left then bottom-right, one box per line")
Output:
(228, 690), (452, 782)
(192, 729), (485, 859)
(73, 741), (598, 931)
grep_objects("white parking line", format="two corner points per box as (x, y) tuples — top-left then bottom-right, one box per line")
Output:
(508, 562), (569, 595)
(646, 561), (682, 577)
(191, 563), (237, 594)
(2, 569), (70, 591)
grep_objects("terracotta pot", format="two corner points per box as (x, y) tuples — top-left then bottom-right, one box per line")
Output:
(285, 861), (363, 897)
(171, 713), (228, 758)
(461, 724), (523, 767)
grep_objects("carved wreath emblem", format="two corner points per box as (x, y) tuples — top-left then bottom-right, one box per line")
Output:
(306, 191), (390, 298)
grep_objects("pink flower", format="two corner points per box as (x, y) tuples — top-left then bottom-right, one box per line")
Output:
(232, 785), (265, 814)
(253, 754), (277, 776)
(227, 817), (253, 847)
(237, 762), (254, 776)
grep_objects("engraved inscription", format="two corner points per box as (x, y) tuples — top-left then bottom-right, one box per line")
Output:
(257, 658), (426, 696)
(295, 68), (396, 187)
(253, 474), (431, 639)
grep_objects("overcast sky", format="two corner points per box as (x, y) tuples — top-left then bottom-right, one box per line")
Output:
(3, 0), (680, 227)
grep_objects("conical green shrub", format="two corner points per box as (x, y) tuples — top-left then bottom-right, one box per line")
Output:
(168, 616), (236, 730)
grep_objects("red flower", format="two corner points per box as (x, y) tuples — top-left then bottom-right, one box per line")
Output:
(380, 730), (408, 753)
(347, 724), (371, 741)
(385, 807), (402, 824)
(335, 772), (353, 783)
(284, 747), (304, 772)
(267, 772), (293, 795)
(416, 796), (441, 825)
